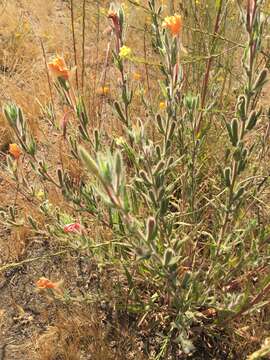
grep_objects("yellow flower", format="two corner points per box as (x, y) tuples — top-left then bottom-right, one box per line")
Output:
(159, 101), (166, 110)
(96, 86), (110, 96)
(119, 45), (132, 60)
(9, 143), (21, 159)
(48, 55), (69, 80)
(115, 136), (126, 146)
(100, 7), (107, 16)
(121, 3), (129, 15)
(217, 76), (224, 83)
(135, 87), (145, 97)
(133, 72), (142, 81)
(36, 189), (45, 201)
(162, 14), (183, 36)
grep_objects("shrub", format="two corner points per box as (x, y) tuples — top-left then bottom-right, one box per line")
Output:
(1, 0), (270, 358)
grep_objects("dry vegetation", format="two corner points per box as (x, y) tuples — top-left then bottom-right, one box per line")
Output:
(0, 0), (270, 359)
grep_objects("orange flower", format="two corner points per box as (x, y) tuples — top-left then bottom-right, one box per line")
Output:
(9, 143), (21, 159)
(36, 277), (60, 290)
(107, 8), (118, 21)
(162, 14), (183, 36)
(133, 72), (142, 81)
(48, 56), (69, 80)
(201, 308), (217, 318)
(96, 86), (110, 96)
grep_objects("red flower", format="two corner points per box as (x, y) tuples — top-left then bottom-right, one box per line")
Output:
(63, 222), (82, 234)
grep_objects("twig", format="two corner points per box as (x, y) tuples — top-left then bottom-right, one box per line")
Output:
(0, 241), (132, 273)
(0, 250), (69, 273)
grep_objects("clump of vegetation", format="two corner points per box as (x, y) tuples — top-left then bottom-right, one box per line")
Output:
(0, 0), (269, 359)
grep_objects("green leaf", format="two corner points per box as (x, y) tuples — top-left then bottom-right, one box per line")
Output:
(79, 146), (100, 178)
(158, 80), (168, 99)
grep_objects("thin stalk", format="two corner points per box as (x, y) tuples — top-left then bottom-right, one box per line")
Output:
(81, 0), (86, 91)
(98, 40), (112, 131)
(143, 24), (151, 97)
(40, 38), (56, 122)
(196, 0), (224, 134)
(93, 0), (100, 126)
(169, 0), (175, 14)
(70, 0), (79, 90)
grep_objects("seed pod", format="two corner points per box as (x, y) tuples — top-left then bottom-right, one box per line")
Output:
(156, 145), (161, 159)
(57, 168), (64, 187)
(182, 271), (191, 289)
(236, 95), (247, 121)
(114, 101), (126, 124)
(115, 152), (122, 177)
(156, 176), (164, 193)
(231, 118), (239, 146)
(9, 206), (15, 221)
(148, 189), (157, 207)
(168, 121), (176, 140)
(253, 68), (268, 92)
(225, 122), (234, 145)
(146, 216), (157, 242)
(242, 147), (248, 159)
(165, 139), (172, 151)
(156, 114), (165, 134)
(136, 246), (152, 260)
(139, 170), (151, 184)
(225, 148), (230, 161)
(157, 187), (165, 201)
(28, 216), (38, 230)
(224, 167), (231, 187)
(78, 124), (89, 141)
(233, 148), (242, 162)
(233, 186), (245, 202)
(163, 248), (174, 267)
(246, 110), (259, 131)
(153, 160), (165, 176)
(160, 198), (169, 217)
(94, 129), (99, 152)
(237, 159), (247, 174)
